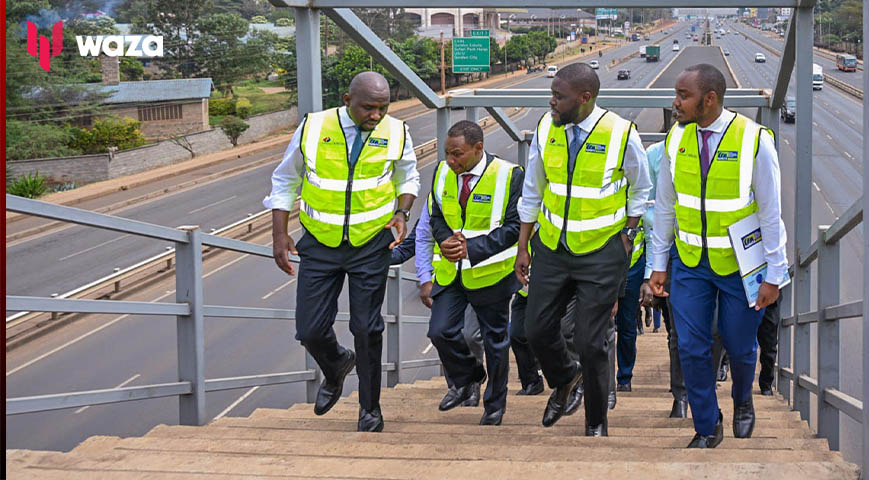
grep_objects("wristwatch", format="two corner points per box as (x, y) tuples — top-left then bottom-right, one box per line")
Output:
(621, 226), (640, 243)
(395, 208), (411, 222)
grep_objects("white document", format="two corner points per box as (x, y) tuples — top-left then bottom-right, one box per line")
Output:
(727, 214), (789, 308)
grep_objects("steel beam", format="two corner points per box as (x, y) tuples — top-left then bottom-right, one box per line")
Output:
(485, 107), (522, 142)
(6, 382), (192, 415)
(175, 227), (206, 426)
(792, 6), (813, 423)
(472, 88), (766, 97)
(447, 95), (770, 108)
(5, 296), (189, 316)
(437, 108), (450, 163)
(863, 0), (869, 470)
(294, 8), (322, 119)
(272, 0), (809, 8)
(386, 266), (403, 386)
(325, 8), (445, 109)
(816, 226), (840, 450)
(771, 15), (796, 109)
(204, 371), (316, 392)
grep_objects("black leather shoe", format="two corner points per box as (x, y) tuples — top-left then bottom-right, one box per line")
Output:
(439, 387), (461, 410)
(669, 396), (689, 418)
(733, 398), (756, 438)
(564, 381), (584, 416)
(687, 411), (723, 448)
(517, 378), (545, 396)
(357, 407), (384, 432)
(462, 382), (481, 407)
(759, 384), (774, 396)
(607, 391), (617, 410)
(717, 363), (729, 382)
(480, 408), (504, 426)
(616, 382), (632, 392)
(313, 350), (356, 416)
(542, 362), (582, 427)
(585, 422), (608, 437)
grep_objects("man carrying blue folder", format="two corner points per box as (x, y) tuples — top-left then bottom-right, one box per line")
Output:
(648, 64), (788, 449)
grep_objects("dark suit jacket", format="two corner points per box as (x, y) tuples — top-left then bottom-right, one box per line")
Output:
(390, 219), (418, 266)
(429, 152), (523, 304)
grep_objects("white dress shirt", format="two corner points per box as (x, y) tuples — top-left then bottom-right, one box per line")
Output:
(650, 109), (789, 285)
(262, 106), (421, 212)
(518, 105), (652, 224)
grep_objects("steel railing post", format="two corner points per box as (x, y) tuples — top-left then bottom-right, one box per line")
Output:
(517, 140), (530, 169)
(816, 226), (840, 450)
(778, 283), (793, 403)
(305, 351), (321, 403)
(175, 226), (206, 425)
(386, 267), (403, 387)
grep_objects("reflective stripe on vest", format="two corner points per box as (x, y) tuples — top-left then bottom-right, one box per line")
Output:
(630, 218), (645, 268)
(432, 156), (518, 290)
(536, 111), (633, 255)
(299, 108), (405, 247)
(666, 112), (763, 275)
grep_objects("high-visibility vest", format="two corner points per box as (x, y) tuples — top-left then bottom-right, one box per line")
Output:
(431, 155), (518, 289)
(666, 112), (768, 275)
(298, 107), (406, 247)
(536, 110), (634, 255)
(630, 218), (645, 268)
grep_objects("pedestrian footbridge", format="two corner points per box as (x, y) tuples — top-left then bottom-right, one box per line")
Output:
(7, 333), (858, 478)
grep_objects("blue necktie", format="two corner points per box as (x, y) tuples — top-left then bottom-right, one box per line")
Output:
(349, 126), (364, 168)
(568, 125), (582, 172)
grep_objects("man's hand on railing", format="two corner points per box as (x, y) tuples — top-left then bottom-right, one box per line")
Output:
(755, 282), (780, 311)
(273, 234), (298, 276)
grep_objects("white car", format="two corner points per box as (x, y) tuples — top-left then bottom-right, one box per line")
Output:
(672, 44), (680, 52)
(755, 53), (766, 63)
(588, 60), (599, 69)
(546, 65), (558, 77)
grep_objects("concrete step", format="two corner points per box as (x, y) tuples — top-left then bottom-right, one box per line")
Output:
(249, 406), (807, 429)
(214, 416), (817, 439)
(85, 436), (844, 464)
(145, 424), (834, 451)
(6, 447), (857, 479)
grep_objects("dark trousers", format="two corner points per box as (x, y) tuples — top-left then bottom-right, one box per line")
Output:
(294, 229), (393, 412)
(526, 233), (628, 427)
(429, 283), (511, 413)
(510, 294), (579, 389)
(661, 253), (686, 399)
(615, 253), (646, 385)
(757, 298), (780, 390)
(670, 252), (765, 436)
(444, 306), (485, 389)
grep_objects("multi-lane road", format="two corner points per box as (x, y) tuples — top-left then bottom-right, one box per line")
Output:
(7, 21), (863, 465)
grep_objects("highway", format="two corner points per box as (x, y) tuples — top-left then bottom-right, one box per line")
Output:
(13, 20), (863, 459)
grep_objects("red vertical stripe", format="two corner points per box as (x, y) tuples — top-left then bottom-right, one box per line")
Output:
(26, 21), (38, 57)
(39, 35), (51, 72)
(52, 21), (63, 57)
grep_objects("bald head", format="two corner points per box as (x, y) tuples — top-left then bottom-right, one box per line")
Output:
(344, 71), (391, 131)
(555, 63), (600, 97)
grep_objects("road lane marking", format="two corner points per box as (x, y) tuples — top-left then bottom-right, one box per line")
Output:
(845, 152), (854, 159)
(783, 139), (790, 145)
(59, 235), (131, 261)
(74, 373), (140, 414)
(213, 386), (260, 421)
(826, 134), (833, 140)
(849, 119), (856, 125)
(188, 195), (238, 214)
(813, 182), (821, 192)
(422, 342), (434, 354)
(262, 278), (296, 300)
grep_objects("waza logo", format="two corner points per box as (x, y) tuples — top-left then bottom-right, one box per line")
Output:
(26, 20), (64, 72)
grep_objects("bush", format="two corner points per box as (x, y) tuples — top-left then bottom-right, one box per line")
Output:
(235, 98), (252, 119)
(6, 120), (80, 161)
(69, 117), (147, 154)
(251, 16), (268, 24)
(275, 17), (292, 27)
(8, 172), (49, 198)
(219, 115), (250, 146)
(209, 97), (237, 116)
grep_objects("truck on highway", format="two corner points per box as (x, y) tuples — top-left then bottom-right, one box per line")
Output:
(639, 45), (646, 58)
(645, 45), (660, 62)
(813, 63), (824, 90)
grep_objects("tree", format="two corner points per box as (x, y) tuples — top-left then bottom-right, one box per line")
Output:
(6, 120), (80, 161)
(68, 117), (147, 153)
(219, 115), (249, 146)
(250, 15), (267, 24)
(135, 0), (215, 78)
(120, 57), (145, 81)
(275, 17), (292, 27)
(240, 0), (271, 19)
(353, 8), (417, 42)
(192, 13), (276, 94)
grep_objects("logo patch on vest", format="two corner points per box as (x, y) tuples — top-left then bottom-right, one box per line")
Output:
(678, 147), (686, 154)
(322, 136), (331, 143)
(472, 193), (492, 203)
(716, 151), (739, 161)
(585, 143), (607, 153)
(549, 137), (557, 144)
(368, 137), (388, 147)
(741, 228), (762, 250)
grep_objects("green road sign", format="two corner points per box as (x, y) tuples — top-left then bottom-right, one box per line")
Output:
(452, 37), (490, 73)
(470, 29), (489, 37)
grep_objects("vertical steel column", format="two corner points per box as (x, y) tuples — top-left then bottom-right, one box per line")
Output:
(766, 107), (781, 152)
(437, 108), (450, 162)
(792, 6), (813, 422)
(466, 107), (479, 123)
(295, 8), (323, 120)
(778, 283), (793, 403)
(305, 351), (321, 403)
(386, 267), (403, 387)
(175, 226), (205, 425)
(816, 226), (840, 450)
(862, 0), (869, 472)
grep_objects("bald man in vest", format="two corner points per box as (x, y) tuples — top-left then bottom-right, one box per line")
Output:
(649, 64), (788, 448)
(515, 62), (652, 436)
(428, 120), (524, 426)
(264, 72), (420, 433)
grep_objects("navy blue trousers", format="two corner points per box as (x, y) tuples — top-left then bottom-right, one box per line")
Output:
(615, 253), (645, 385)
(670, 252), (765, 436)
